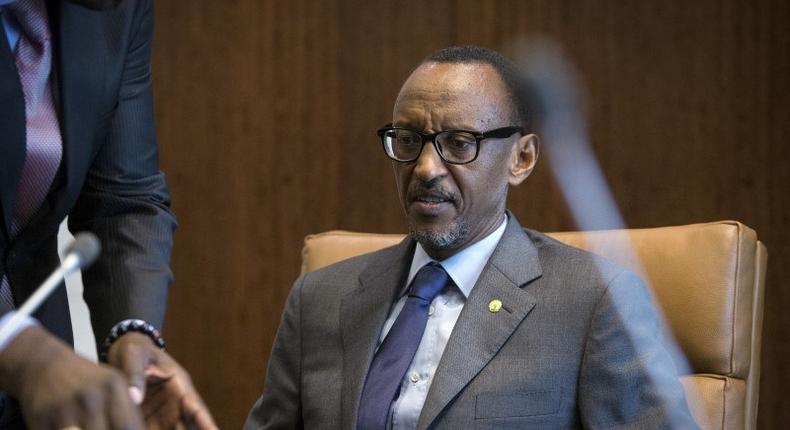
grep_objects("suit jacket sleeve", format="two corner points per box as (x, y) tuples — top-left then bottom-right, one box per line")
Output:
(577, 270), (699, 429)
(67, 0), (176, 347)
(245, 275), (305, 430)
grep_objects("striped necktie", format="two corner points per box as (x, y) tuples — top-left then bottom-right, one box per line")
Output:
(0, 0), (62, 309)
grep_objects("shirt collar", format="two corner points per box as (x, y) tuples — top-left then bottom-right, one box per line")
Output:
(0, 1), (21, 51)
(404, 214), (508, 298)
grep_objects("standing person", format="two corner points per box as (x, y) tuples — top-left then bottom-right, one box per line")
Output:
(0, 0), (216, 428)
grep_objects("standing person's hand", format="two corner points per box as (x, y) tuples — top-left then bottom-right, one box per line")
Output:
(107, 332), (217, 430)
(0, 325), (144, 429)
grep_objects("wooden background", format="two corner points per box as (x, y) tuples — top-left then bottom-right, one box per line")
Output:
(150, 1), (789, 428)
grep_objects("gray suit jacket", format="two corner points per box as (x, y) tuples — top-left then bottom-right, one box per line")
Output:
(246, 214), (697, 429)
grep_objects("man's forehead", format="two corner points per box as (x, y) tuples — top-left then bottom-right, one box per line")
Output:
(393, 62), (509, 128)
(399, 62), (503, 98)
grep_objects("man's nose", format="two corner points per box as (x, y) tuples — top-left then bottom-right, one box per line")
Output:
(413, 142), (448, 181)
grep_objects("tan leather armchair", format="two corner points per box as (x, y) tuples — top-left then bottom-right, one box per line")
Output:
(300, 221), (767, 430)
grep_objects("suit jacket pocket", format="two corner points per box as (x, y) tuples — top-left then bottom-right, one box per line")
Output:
(475, 389), (561, 419)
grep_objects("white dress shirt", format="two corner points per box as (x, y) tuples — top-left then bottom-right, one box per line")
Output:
(376, 215), (508, 430)
(0, 0), (21, 50)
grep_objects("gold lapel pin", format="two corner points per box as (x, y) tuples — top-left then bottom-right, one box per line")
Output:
(488, 299), (503, 313)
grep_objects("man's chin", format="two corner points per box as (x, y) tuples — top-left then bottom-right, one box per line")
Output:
(408, 219), (469, 252)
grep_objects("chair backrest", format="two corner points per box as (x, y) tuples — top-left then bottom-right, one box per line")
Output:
(301, 220), (767, 430)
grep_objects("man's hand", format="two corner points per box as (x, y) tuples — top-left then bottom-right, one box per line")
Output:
(0, 325), (144, 429)
(107, 332), (217, 430)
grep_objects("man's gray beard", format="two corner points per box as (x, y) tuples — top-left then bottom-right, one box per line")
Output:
(408, 218), (470, 251)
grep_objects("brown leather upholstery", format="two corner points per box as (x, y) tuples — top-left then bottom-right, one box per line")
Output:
(301, 221), (767, 430)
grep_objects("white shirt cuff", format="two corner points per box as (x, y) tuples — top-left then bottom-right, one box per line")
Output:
(0, 311), (38, 351)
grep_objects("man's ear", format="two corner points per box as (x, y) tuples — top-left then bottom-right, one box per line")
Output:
(508, 133), (539, 186)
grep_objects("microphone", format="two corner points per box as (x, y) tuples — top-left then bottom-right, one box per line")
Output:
(60, 232), (101, 275)
(0, 232), (101, 345)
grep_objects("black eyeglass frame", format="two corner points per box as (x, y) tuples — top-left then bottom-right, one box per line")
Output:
(377, 123), (524, 165)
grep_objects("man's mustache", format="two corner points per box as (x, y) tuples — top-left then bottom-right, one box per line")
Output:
(406, 181), (457, 203)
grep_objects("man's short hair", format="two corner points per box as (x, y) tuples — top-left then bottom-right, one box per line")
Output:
(423, 45), (532, 130)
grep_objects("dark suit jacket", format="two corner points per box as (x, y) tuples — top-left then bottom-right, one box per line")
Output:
(246, 214), (698, 429)
(0, 0), (175, 425)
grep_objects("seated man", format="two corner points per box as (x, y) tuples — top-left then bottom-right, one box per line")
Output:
(246, 46), (697, 429)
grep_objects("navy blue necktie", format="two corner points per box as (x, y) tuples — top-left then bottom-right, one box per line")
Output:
(356, 263), (449, 430)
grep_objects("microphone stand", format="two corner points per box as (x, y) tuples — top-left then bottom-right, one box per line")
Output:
(0, 233), (100, 346)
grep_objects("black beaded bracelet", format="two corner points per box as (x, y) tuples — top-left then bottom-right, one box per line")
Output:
(99, 319), (166, 363)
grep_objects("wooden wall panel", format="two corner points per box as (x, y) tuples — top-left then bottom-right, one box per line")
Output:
(151, 1), (789, 428)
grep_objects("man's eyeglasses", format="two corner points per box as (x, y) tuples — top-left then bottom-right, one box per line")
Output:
(377, 124), (523, 165)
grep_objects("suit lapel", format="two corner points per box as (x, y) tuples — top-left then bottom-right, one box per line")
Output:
(0, 12), (27, 243)
(417, 214), (543, 430)
(340, 237), (415, 429)
(50, 0), (104, 214)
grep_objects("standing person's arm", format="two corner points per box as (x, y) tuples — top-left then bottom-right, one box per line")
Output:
(67, 1), (214, 428)
(67, 0), (174, 351)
